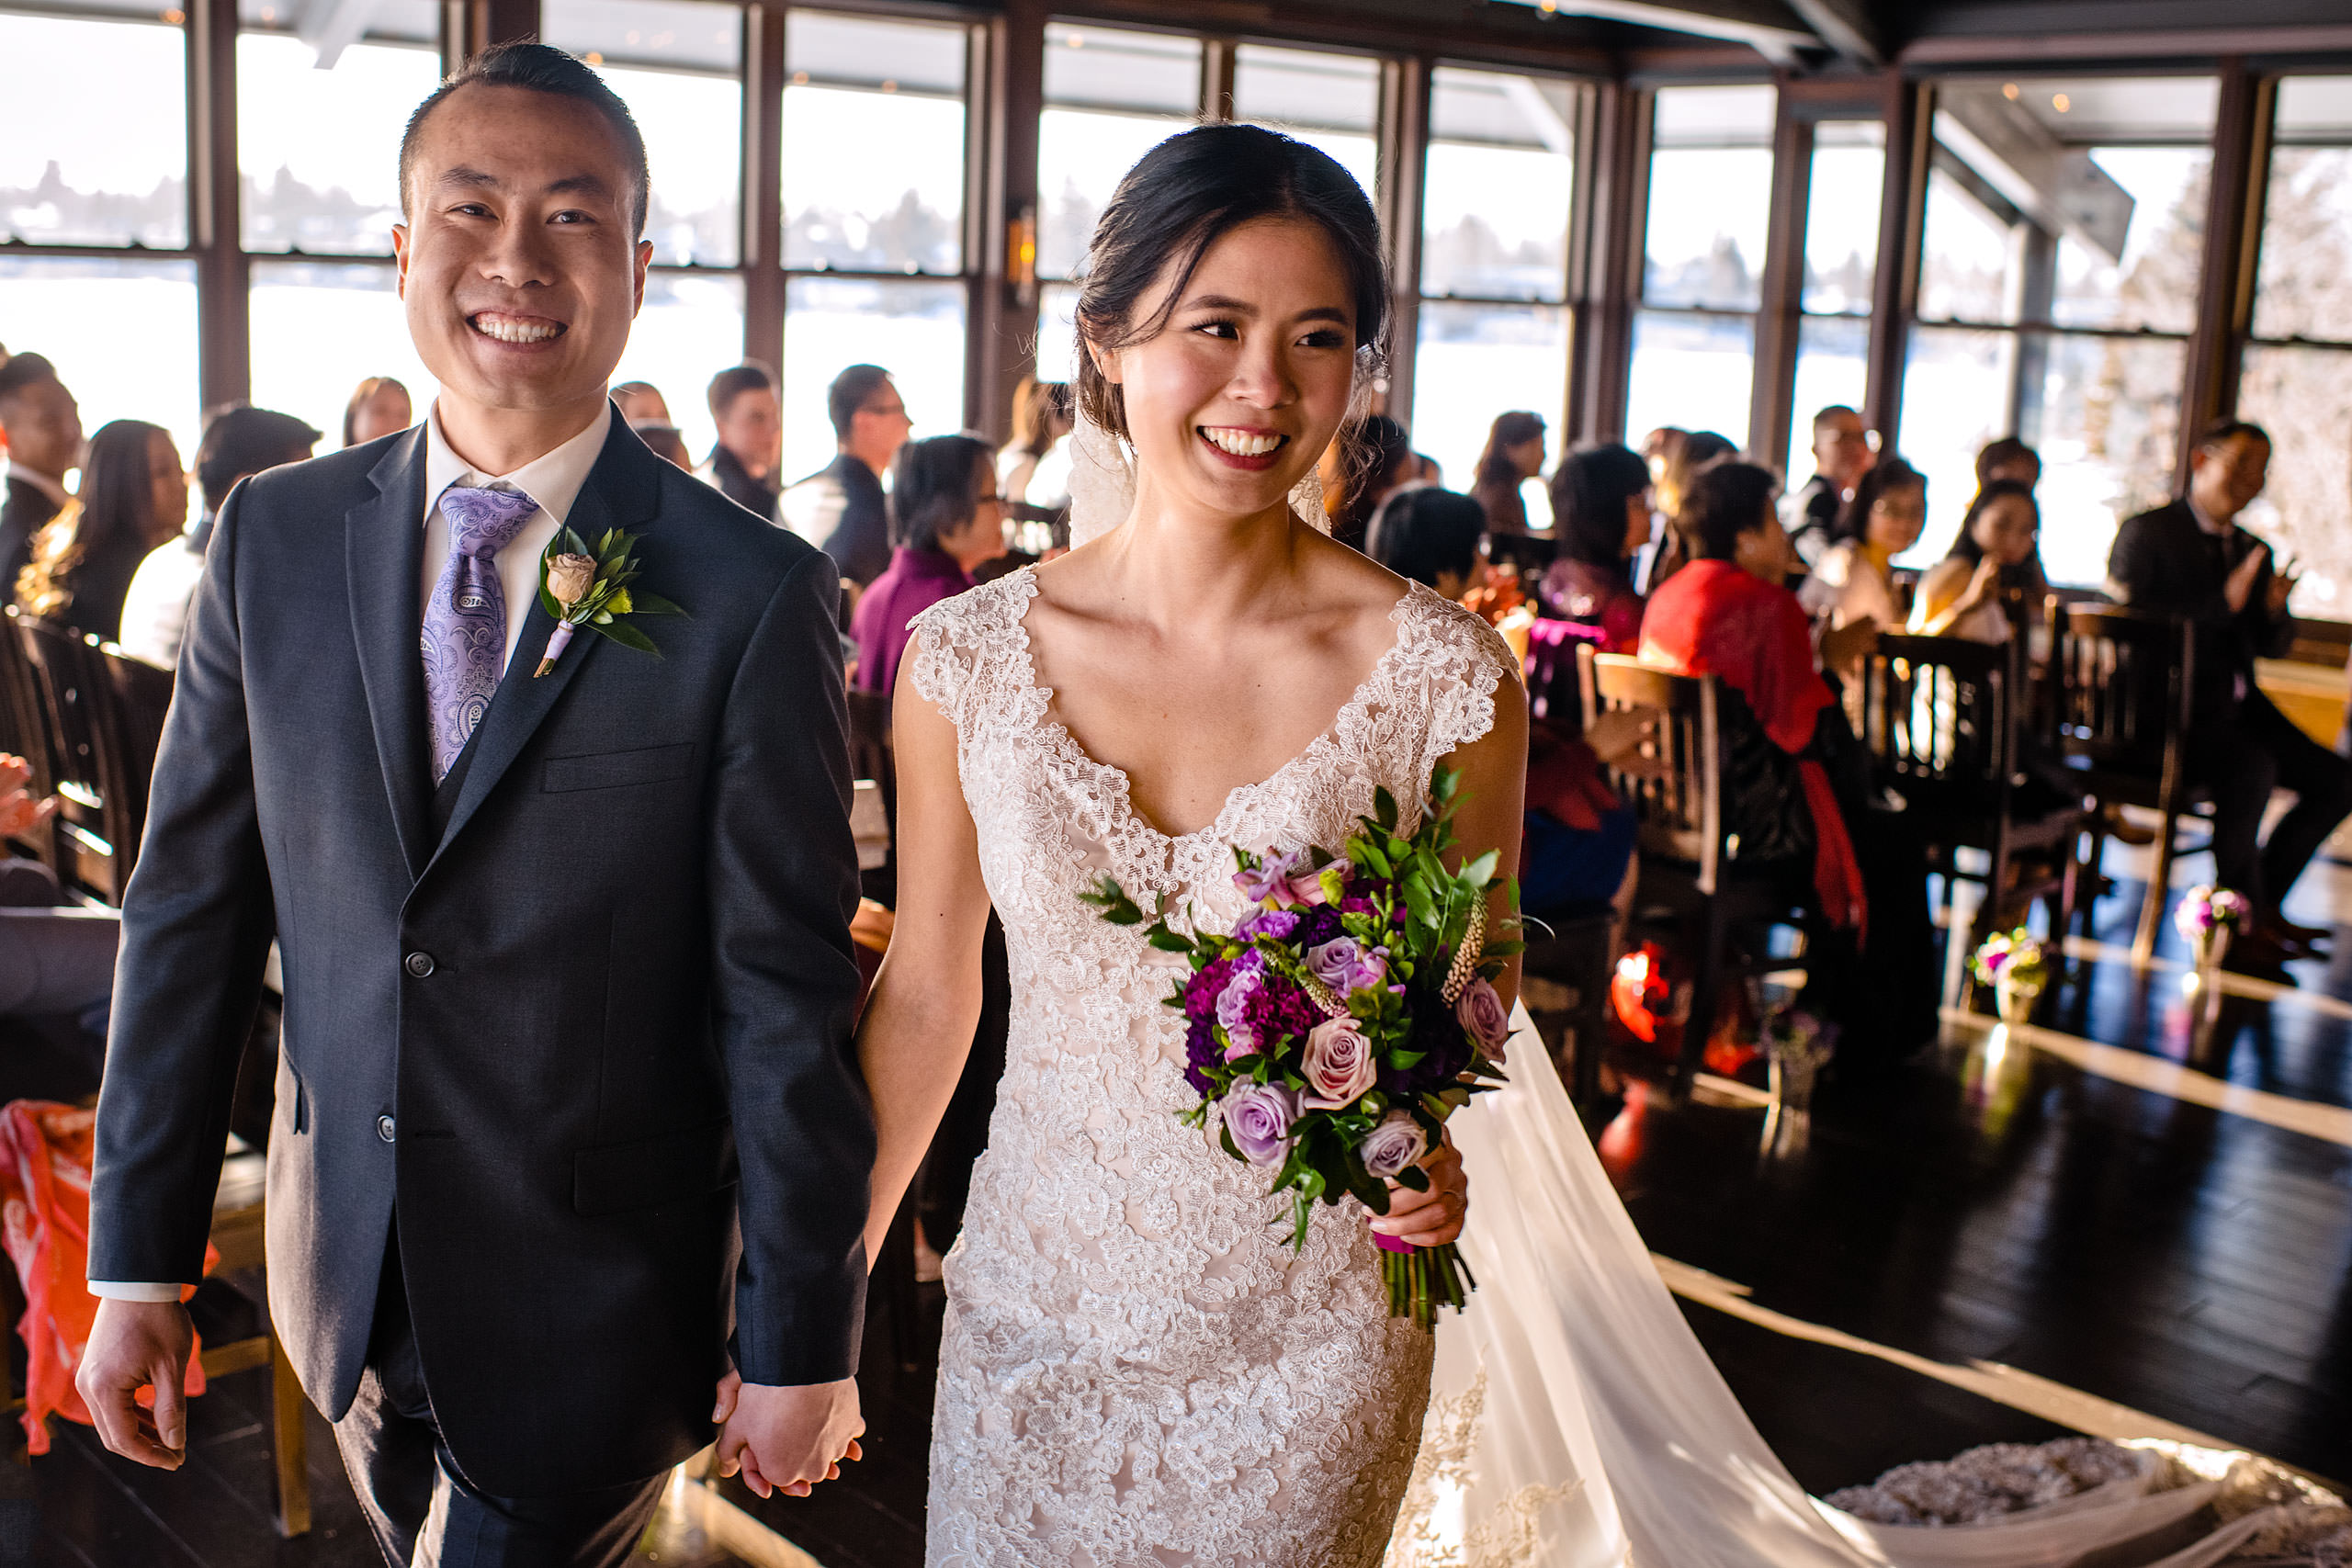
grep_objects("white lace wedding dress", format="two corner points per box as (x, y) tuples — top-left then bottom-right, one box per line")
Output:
(909, 567), (1508, 1567)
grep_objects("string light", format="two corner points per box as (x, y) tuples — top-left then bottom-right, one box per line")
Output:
(2002, 83), (2019, 100)
(2052, 92), (2071, 113)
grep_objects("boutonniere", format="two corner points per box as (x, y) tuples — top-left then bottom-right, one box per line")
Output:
(534, 526), (686, 677)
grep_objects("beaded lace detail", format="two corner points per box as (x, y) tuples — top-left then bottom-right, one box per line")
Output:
(910, 567), (1512, 1567)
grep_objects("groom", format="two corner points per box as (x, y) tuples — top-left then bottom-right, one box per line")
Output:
(77, 43), (873, 1566)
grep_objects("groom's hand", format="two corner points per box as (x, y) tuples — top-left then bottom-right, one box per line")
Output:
(711, 1371), (864, 1499)
(77, 1298), (195, 1469)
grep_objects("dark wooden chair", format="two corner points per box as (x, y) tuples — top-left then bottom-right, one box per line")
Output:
(6, 610), (142, 904)
(0, 625), (56, 868)
(846, 689), (896, 908)
(1579, 648), (1809, 1100)
(101, 642), (174, 824)
(1855, 632), (2084, 976)
(2048, 604), (2205, 964)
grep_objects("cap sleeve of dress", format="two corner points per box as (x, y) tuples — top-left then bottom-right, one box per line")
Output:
(903, 569), (1035, 736)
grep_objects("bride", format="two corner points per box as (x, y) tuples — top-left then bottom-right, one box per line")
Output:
(853, 123), (2334, 1568)
(855, 121), (1515, 1565)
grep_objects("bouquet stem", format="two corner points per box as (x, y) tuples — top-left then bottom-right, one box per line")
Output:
(1374, 1234), (1476, 1330)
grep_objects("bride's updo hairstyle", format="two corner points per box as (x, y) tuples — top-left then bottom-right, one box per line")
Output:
(1073, 123), (1388, 442)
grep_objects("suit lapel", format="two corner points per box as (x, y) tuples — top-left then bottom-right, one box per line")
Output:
(424, 418), (662, 874)
(346, 427), (434, 881)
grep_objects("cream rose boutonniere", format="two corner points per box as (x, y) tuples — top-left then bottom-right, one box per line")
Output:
(534, 525), (685, 677)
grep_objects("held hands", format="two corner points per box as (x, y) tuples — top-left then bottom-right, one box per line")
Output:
(2223, 541), (2270, 614)
(711, 1371), (864, 1499)
(1582, 707), (1667, 779)
(1370, 1134), (1467, 1248)
(76, 1298), (194, 1470)
(1819, 615), (1881, 674)
(2267, 554), (2301, 615)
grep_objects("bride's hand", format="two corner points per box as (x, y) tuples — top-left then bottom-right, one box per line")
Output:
(1371, 1134), (1467, 1248)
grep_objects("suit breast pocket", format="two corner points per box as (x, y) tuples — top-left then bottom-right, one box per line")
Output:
(543, 742), (696, 794)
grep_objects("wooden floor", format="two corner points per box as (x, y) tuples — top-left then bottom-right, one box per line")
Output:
(23, 838), (2352, 1564)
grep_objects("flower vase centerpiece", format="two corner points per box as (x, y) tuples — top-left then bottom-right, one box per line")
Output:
(1972, 929), (2050, 1025)
(2174, 886), (2251, 979)
(1761, 1008), (1836, 1114)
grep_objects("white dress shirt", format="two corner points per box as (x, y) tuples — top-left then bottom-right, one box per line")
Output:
(90, 400), (614, 1304)
(119, 527), (209, 671)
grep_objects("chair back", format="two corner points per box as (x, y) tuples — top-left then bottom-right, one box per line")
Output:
(1855, 633), (2017, 803)
(102, 644), (174, 831)
(6, 608), (141, 902)
(2050, 604), (2193, 805)
(846, 688), (896, 888)
(1578, 647), (1722, 894)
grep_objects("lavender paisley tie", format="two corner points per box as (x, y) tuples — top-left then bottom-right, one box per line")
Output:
(422, 485), (538, 782)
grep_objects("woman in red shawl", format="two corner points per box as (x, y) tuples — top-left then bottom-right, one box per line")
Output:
(1639, 461), (1871, 936)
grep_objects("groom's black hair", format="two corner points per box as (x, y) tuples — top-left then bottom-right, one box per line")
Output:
(1073, 122), (1388, 444)
(398, 41), (651, 239)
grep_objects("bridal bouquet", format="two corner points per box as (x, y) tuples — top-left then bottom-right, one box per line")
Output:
(1080, 765), (1517, 1329)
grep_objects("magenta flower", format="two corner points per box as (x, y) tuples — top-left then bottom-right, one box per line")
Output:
(1224, 1082), (1300, 1165)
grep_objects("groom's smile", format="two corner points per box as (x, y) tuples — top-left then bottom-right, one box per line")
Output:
(392, 79), (651, 468)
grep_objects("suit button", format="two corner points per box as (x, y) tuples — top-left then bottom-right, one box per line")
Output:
(377, 1114), (396, 1144)
(404, 952), (435, 977)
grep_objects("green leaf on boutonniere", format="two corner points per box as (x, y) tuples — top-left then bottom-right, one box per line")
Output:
(592, 619), (661, 655)
(629, 590), (684, 617)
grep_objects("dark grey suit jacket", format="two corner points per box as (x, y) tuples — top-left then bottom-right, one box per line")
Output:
(89, 413), (873, 1495)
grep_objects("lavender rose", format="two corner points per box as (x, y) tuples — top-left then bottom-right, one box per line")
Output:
(1224, 1082), (1300, 1165)
(1456, 977), (1511, 1065)
(1301, 1017), (1377, 1110)
(1232, 849), (1303, 905)
(1308, 936), (1387, 996)
(1359, 1111), (1428, 1179)
(1216, 957), (1263, 1059)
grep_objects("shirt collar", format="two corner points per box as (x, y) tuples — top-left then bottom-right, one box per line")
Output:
(4, 465), (72, 510)
(2186, 495), (2231, 537)
(423, 400), (612, 527)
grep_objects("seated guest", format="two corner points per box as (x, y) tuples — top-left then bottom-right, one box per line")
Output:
(119, 404), (319, 671)
(342, 376), (412, 447)
(611, 379), (673, 427)
(1640, 428), (1736, 593)
(996, 378), (1074, 509)
(1910, 479), (2045, 642)
(1799, 456), (1926, 675)
(1365, 485), (1487, 602)
(0, 754), (116, 1032)
(851, 434), (1006, 694)
(697, 361), (784, 521)
(2107, 420), (2352, 961)
(1324, 413), (1419, 550)
(1371, 486), (1646, 918)
(631, 422), (693, 471)
(17, 420), (187, 643)
(1541, 443), (1652, 653)
(1976, 434), (2041, 491)
(1640, 462), (1868, 934)
(781, 362), (911, 595)
(1471, 411), (1546, 536)
(1781, 404), (1875, 570)
(0, 354), (82, 592)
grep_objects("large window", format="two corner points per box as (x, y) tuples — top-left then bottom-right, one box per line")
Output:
(2236, 75), (2352, 617)
(1411, 64), (1577, 505)
(1233, 43), (1380, 203)
(1038, 24), (1200, 284)
(0, 4), (187, 251)
(1902, 75), (2216, 587)
(1785, 121), (1883, 477)
(777, 10), (970, 484)
(0, 256), (202, 461)
(1625, 84), (1774, 448)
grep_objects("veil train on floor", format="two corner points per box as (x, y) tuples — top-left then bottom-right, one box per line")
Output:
(1060, 414), (2339, 1568)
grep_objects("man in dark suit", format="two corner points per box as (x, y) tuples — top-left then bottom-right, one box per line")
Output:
(0, 352), (83, 591)
(2107, 420), (2352, 962)
(780, 363), (910, 597)
(77, 44), (873, 1567)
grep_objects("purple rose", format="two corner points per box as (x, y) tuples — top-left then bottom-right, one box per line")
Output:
(1359, 1111), (1428, 1179)
(1456, 978), (1511, 1062)
(1224, 1082), (1300, 1165)
(1216, 957), (1264, 1059)
(1233, 848), (1304, 905)
(1308, 937), (1388, 996)
(1236, 907), (1301, 942)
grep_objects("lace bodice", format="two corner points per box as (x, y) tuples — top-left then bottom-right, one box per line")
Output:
(910, 568), (1513, 1568)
